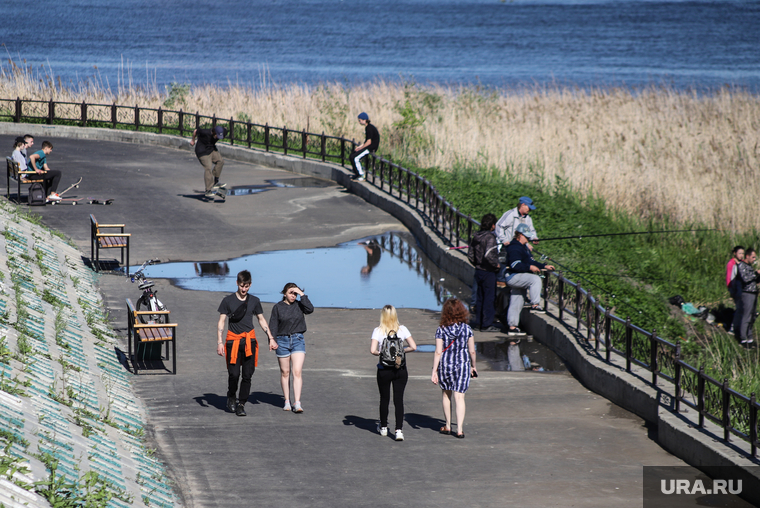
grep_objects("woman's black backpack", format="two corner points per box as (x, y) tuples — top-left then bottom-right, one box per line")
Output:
(380, 331), (405, 369)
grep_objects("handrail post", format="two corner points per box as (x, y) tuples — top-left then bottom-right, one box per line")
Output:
(604, 308), (611, 362)
(158, 107), (163, 134)
(212, 114), (217, 129)
(135, 104), (140, 130)
(650, 329), (658, 386)
(586, 292), (593, 340)
(81, 101), (87, 127)
(14, 97), (21, 122)
(265, 123), (270, 151)
(283, 127), (288, 156)
(179, 109), (184, 136)
(722, 378), (730, 441)
(674, 344), (682, 412)
(697, 367), (705, 428)
(575, 286), (581, 331)
(48, 98), (54, 125)
(229, 117), (235, 146)
(302, 129), (307, 158)
(321, 132), (326, 162)
(112, 103), (117, 128)
(594, 300), (601, 352)
(195, 111), (200, 130)
(340, 138), (345, 166)
(247, 122), (252, 148)
(750, 393), (757, 457)
(625, 317), (632, 371)
(557, 275), (565, 320)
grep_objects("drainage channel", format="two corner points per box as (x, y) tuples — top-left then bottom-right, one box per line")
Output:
(130, 231), (471, 311)
(415, 338), (567, 373)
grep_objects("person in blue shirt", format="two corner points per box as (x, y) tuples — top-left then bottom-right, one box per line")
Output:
(27, 141), (62, 202)
(504, 223), (555, 335)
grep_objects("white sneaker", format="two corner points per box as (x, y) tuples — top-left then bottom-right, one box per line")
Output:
(395, 430), (404, 441)
(356, 175), (366, 182)
(377, 424), (388, 436)
(283, 401), (291, 411)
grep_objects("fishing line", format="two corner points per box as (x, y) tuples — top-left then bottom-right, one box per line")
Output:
(537, 228), (716, 243)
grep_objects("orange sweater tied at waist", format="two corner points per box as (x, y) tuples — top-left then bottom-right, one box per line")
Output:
(225, 330), (258, 366)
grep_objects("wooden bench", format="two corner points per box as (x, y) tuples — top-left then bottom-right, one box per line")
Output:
(126, 298), (177, 375)
(90, 214), (130, 272)
(6, 156), (39, 204)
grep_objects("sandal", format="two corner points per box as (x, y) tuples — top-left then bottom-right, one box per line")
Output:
(454, 432), (465, 439)
(439, 427), (451, 435)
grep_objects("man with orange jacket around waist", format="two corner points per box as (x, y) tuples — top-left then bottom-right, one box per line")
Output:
(217, 270), (276, 416)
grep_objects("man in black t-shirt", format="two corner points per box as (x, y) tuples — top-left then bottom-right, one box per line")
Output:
(217, 270), (276, 416)
(191, 125), (228, 199)
(350, 112), (380, 182)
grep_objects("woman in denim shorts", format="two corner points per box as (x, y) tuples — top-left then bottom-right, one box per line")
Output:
(269, 283), (314, 413)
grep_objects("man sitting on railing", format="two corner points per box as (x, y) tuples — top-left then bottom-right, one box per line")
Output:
(503, 223), (555, 335)
(349, 112), (379, 183)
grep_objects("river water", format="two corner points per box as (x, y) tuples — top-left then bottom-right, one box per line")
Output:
(4, 0), (759, 91)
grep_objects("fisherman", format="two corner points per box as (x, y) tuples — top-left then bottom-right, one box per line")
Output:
(503, 223), (555, 335)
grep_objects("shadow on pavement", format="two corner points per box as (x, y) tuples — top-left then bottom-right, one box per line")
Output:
(405, 412), (445, 431)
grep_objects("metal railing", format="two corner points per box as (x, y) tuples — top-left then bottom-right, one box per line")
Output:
(3, 96), (757, 459)
(543, 272), (759, 459)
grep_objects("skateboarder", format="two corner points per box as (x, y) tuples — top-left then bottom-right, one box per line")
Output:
(217, 270), (276, 416)
(350, 112), (379, 182)
(191, 125), (228, 199)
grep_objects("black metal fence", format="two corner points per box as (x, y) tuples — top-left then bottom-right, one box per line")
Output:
(2, 96), (757, 459)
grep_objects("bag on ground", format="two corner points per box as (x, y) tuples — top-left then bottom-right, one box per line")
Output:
(380, 331), (405, 369)
(27, 182), (45, 206)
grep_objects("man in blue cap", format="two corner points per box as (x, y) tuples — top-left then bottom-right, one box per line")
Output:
(495, 196), (539, 248)
(191, 125), (228, 199)
(349, 112), (379, 182)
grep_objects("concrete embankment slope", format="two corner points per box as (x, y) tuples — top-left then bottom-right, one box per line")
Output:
(0, 201), (179, 508)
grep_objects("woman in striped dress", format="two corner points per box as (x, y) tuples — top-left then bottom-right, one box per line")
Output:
(431, 298), (477, 438)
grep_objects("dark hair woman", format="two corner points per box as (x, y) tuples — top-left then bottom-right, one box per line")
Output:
(431, 298), (477, 438)
(269, 282), (314, 413)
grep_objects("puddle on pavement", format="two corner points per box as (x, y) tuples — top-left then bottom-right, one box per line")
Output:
(476, 338), (567, 373)
(227, 177), (335, 196)
(130, 232), (471, 310)
(414, 338), (566, 373)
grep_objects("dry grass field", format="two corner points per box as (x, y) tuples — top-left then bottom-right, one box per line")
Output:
(3, 61), (759, 231)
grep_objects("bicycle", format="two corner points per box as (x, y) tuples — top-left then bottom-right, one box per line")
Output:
(128, 259), (168, 324)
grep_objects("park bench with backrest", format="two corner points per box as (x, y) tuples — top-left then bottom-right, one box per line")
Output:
(90, 214), (130, 271)
(126, 298), (177, 375)
(6, 156), (39, 204)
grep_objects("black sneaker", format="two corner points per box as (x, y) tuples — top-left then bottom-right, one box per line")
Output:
(236, 403), (247, 417)
(226, 397), (237, 413)
(480, 325), (501, 333)
(530, 305), (546, 314)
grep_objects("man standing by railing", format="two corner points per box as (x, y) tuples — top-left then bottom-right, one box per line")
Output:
(350, 112), (379, 182)
(191, 125), (227, 200)
(737, 248), (760, 345)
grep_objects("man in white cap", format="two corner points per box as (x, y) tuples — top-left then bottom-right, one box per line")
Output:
(191, 125), (228, 199)
(349, 112), (379, 182)
(503, 223), (555, 335)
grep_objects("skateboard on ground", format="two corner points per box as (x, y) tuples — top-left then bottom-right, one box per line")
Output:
(88, 199), (114, 205)
(50, 197), (84, 205)
(58, 177), (83, 198)
(194, 188), (227, 202)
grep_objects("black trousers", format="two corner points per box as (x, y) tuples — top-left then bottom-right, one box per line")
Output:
(475, 269), (496, 328)
(377, 366), (408, 430)
(226, 339), (256, 403)
(30, 170), (62, 195)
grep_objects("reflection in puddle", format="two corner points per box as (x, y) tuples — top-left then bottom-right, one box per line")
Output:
(227, 177), (335, 196)
(130, 232), (471, 310)
(476, 338), (567, 373)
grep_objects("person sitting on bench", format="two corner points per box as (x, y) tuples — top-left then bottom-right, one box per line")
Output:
(28, 141), (62, 202)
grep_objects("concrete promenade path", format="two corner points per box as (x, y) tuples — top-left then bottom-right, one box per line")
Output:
(1, 134), (700, 507)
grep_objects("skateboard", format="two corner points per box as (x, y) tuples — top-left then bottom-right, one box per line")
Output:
(195, 188), (227, 202)
(88, 199), (114, 205)
(58, 177), (83, 198)
(50, 197), (84, 206)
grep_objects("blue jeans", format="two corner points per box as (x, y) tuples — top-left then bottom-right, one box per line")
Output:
(475, 269), (496, 328)
(275, 333), (306, 358)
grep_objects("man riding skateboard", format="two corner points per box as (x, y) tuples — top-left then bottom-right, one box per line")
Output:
(191, 125), (228, 200)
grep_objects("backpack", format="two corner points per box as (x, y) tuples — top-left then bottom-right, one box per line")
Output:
(380, 331), (405, 369)
(27, 183), (46, 206)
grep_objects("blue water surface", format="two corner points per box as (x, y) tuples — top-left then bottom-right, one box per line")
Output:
(3, 0), (759, 91)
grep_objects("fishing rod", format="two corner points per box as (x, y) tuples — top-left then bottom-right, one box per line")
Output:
(536, 228), (716, 243)
(447, 228), (716, 249)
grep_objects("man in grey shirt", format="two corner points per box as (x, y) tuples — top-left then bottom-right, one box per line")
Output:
(496, 196), (539, 248)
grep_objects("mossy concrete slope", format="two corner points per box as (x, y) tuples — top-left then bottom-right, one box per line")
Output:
(0, 200), (179, 508)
